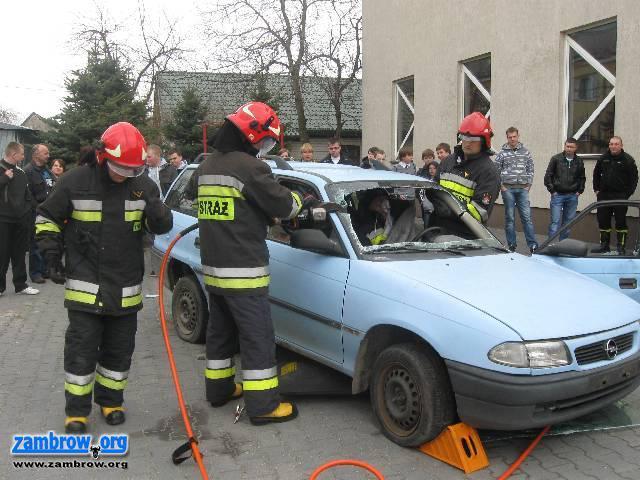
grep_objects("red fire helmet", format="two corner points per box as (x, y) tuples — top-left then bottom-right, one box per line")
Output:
(458, 112), (493, 149)
(96, 122), (148, 170)
(226, 102), (282, 145)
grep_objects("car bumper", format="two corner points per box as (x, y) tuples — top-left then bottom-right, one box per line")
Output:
(445, 351), (640, 430)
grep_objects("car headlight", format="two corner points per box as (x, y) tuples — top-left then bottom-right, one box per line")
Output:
(488, 341), (571, 368)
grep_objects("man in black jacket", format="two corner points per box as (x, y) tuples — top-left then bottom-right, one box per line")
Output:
(24, 144), (54, 283)
(36, 123), (173, 433)
(321, 137), (354, 165)
(0, 142), (40, 297)
(544, 138), (585, 240)
(593, 136), (638, 253)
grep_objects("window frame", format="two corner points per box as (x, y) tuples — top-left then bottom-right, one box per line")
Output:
(164, 168), (197, 218)
(562, 19), (617, 158)
(392, 76), (415, 160)
(460, 54), (492, 121)
(267, 176), (345, 254)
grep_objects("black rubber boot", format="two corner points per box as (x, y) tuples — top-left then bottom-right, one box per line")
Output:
(210, 383), (243, 408)
(595, 230), (611, 253)
(617, 230), (627, 255)
(65, 417), (88, 434)
(102, 407), (126, 426)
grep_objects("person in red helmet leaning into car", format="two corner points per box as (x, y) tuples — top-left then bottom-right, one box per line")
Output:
(186, 102), (309, 425)
(35, 122), (173, 433)
(438, 112), (500, 223)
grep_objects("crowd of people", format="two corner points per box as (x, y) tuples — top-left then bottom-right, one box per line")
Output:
(0, 141), (190, 298)
(278, 116), (637, 255)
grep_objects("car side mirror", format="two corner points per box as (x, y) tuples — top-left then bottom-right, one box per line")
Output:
(290, 229), (343, 255)
(539, 238), (589, 257)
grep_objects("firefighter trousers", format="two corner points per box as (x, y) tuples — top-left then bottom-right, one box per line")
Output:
(64, 310), (138, 417)
(205, 293), (280, 417)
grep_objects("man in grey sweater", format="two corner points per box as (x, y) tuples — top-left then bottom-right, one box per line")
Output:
(494, 127), (537, 253)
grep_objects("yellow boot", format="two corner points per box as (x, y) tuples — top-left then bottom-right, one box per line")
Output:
(101, 406), (125, 426)
(250, 401), (298, 425)
(65, 416), (88, 434)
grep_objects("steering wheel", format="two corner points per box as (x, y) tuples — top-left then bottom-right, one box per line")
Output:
(411, 226), (442, 242)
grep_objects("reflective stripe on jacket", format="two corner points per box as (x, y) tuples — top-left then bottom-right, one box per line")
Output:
(36, 163), (173, 315)
(438, 147), (500, 224)
(188, 151), (303, 296)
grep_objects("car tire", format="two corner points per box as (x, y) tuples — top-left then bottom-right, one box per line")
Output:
(370, 342), (456, 447)
(171, 276), (208, 344)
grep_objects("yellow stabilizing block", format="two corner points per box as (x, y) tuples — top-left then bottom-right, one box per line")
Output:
(418, 422), (489, 474)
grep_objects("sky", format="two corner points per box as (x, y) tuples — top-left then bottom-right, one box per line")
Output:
(1, 0), (202, 124)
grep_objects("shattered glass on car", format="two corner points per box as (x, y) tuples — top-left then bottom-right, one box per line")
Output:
(325, 180), (504, 255)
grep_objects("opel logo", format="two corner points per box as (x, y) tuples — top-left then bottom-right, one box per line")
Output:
(605, 339), (618, 359)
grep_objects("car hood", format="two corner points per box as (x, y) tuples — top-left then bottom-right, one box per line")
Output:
(375, 253), (640, 340)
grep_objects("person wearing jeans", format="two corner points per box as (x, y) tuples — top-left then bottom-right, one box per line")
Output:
(502, 188), (537, 250)
(495, 127), (537, 252)
(544, 138), (585, 241)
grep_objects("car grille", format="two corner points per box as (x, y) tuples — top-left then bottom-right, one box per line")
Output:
(574, 333), (634, 365)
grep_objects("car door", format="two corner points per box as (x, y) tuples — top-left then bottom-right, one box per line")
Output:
(267, 178), (350, 364)
(534, 200), (640, 302)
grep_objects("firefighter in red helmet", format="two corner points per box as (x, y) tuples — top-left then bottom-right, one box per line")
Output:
(438, 112), (500, 223)
(186, 102), (310, 424)
(35, 122), (173, 433)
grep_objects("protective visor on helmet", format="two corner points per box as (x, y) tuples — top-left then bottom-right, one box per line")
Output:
(255, 137), (277, 158)
(107, 159), (146, 178)
(459, 135), (483, 142)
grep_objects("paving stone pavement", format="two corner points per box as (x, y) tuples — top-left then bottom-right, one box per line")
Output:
(1, 259), (639, 480)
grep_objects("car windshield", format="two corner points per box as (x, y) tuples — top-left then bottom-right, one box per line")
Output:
(325, 180), (503, 254)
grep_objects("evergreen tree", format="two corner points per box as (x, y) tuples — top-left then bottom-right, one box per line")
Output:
(163, 88), (210, 161)
(46, 52), (147, 164)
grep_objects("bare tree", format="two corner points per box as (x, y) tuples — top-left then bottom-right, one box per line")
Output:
(72, 1), (190, 106)
(202, 0), (332, 143)
(0, 106), (18, 124)
(305, 0), (362, 138)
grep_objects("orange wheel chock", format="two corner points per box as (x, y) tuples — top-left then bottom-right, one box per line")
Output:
(418, 422), (489, 474)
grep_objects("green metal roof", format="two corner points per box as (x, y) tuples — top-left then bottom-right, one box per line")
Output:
(155, 71), (362, 137)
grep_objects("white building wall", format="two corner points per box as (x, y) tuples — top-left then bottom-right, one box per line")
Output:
(363, 0), (640, 209)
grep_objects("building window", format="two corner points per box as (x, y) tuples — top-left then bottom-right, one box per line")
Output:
(564, 21), (616, 155)
(461, 55), (491, 119)
(393, 77), (414, 158)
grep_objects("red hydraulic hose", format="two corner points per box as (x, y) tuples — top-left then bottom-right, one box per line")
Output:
(497, 425), (551, 480)
(158, 226), (209, 480)
(310, 459), (384, 479)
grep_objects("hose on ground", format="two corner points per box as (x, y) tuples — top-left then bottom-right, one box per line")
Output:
(158, 224), (209, 480)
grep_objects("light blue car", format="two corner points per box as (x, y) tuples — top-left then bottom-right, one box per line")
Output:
(153, 159), (640, 447)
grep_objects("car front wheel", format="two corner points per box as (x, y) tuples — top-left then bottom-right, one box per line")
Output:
(370, 343), (456, 447)
(171, 276), (208, 344)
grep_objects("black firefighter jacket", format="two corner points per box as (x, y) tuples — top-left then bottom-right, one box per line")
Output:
(593, 149), (638, 198)
(35, 163), (173, 316)
(438, 146), (500, 223)
(187, 151), (303, 296)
